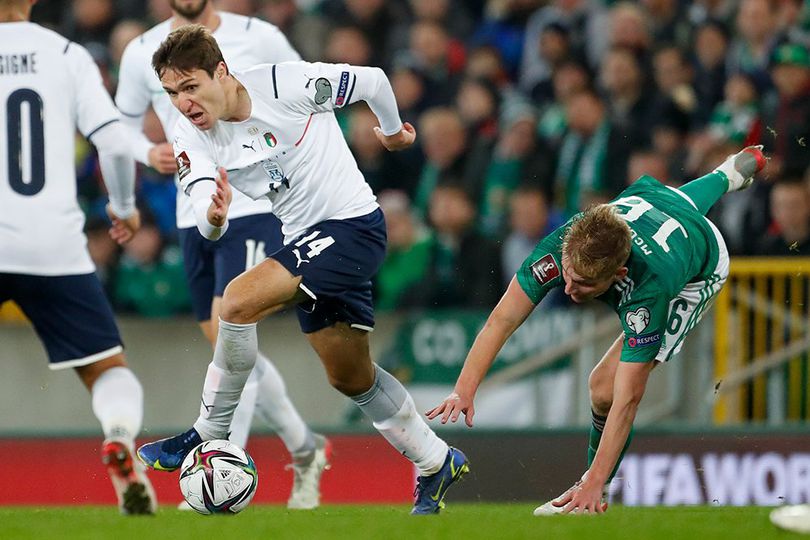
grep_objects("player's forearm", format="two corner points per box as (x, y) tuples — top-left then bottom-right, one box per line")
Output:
(118, 115), (155, 165)
(588, 398), (638, 486)
(456, 280), (534, 395)
(92, 122), (136, 218)
(589, 363), (650, 485)
(455, 318), (515, 395)
(189, 180), (229, 241)
(351, 66), (403, 136)
(98, 153), (136, 219)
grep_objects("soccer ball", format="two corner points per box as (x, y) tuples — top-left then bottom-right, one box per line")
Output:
(179, 440), (258, 515)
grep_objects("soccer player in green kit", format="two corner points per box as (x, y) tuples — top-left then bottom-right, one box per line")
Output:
(426, 145), (767, 514)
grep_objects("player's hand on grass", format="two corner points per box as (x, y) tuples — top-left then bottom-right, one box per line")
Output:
(148, 142), (178, 174)
(562, 475), (608, 515)
(374, 122), (416, 151)
(208, 167), (232, 227)
(106, 204), (141, 245)
(425, 391), (476, 427)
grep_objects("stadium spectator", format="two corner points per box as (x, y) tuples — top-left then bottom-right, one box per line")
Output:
(691, 20), (730, 127)
(519, 0), (607, 93)
(726, 0), (780, 83)
(754, 178), (810, 255)
(479, 100), (555, 235)
(641, 0), (691, 47)
(412, 107), (486, 216)
(374, 191), (432, 311)
(404, 184), (502, 309)
(599, 46), (654, 147)
(323, 25), (372, 67)
(627, 149), (671, 187)
(536, 59), (592, 147)
(348, 105), (421, 196)
(760, 43), (810, 177)
(606, 2), (653, 62)
(555, 89), (631, 216)
(500, 184), (562, 285)
(258, 0), (327, 61)
(406, 19), (466, 105)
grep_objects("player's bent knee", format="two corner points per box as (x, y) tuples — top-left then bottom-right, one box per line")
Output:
(75, 353), (128, 390)
(219, 286), (261, 324)
(327, 373), (373, 397)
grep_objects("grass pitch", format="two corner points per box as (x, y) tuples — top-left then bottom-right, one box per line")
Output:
(0, 504), (802, 540)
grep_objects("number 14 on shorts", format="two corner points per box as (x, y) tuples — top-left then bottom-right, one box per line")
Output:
(292, 230), (335, 268)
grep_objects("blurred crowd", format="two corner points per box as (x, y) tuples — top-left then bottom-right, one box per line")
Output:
(33, 0), (810, 316)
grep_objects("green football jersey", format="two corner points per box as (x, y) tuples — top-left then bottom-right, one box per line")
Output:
(516, 175), (722, 362)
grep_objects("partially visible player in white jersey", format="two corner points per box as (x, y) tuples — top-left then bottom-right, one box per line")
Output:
(115, 1), (328, 510)
(137, 25), (469, 515)
(0, 0), (155, 515)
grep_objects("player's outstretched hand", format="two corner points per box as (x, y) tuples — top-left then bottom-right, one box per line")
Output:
(106, 204), (141, 245)
(374, 122), (416, 151)
(208, 167), (232, 227)
(561, 475), (608, 515)
(148, 142), (178, 174)
(426, 391), (475, 427)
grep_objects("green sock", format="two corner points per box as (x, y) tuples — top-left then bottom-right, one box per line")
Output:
(677, 172), (728, 216)
(588, 411), (634, 483)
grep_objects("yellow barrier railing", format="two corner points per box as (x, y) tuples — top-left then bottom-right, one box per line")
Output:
(714, 257), (810, 424)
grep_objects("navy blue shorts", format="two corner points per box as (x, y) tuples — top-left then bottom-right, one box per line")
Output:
(0, 273), (122, 369)
(271, 209), (386, 334)
(179, 213), (284, 321)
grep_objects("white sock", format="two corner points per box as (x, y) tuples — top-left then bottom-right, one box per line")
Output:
(193, 319), (258, 441)
(373, 394), (448, 476)
(228, 371), (258, 448)
(252, 352), (312, 456)
(91, 366), (143, 445)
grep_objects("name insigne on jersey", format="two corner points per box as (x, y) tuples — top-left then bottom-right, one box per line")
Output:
(0, 52), (37, 75)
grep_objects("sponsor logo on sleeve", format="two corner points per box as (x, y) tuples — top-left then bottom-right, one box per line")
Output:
(335, 71), (350, 106)
(530, 254), (560, 285)
(625, 307), (650, 333)
(627, 332), (661, 348)
(176, 151), (190, 181)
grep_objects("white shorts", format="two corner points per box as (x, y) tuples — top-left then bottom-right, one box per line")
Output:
(655, 219), (729, 362)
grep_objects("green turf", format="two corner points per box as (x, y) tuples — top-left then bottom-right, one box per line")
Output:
(0, 505), (803, 540)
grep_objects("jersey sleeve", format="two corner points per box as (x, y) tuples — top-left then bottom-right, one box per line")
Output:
(515, 222), (569, 305)
(618, 292), (669, 362)
(66, 43), (120, 139)
(251, 19), (301, 63)
(272, 61), (402, 134)
(172, 122), (217, 195)
(114, 39), (152, 119)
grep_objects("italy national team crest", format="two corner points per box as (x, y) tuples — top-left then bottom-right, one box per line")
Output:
(263, 131), (277, 148)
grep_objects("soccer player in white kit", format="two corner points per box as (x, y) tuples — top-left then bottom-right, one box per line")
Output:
(137, 25), (470, 514)
(115, 0), (328, 509)
(0, 0), (155, 515)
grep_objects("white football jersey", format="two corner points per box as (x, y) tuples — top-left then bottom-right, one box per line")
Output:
(174, 62), (380, 243)
(115, 12), (300, 228)
(0, 22), (121, 275)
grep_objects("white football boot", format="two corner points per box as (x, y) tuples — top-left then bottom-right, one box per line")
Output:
(713, 145), (767, 192)
(287, 435), (332, 510)
(102, 438), (157, 515)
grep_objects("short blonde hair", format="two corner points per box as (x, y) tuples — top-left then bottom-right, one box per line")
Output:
(562, 204), (632, 281)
